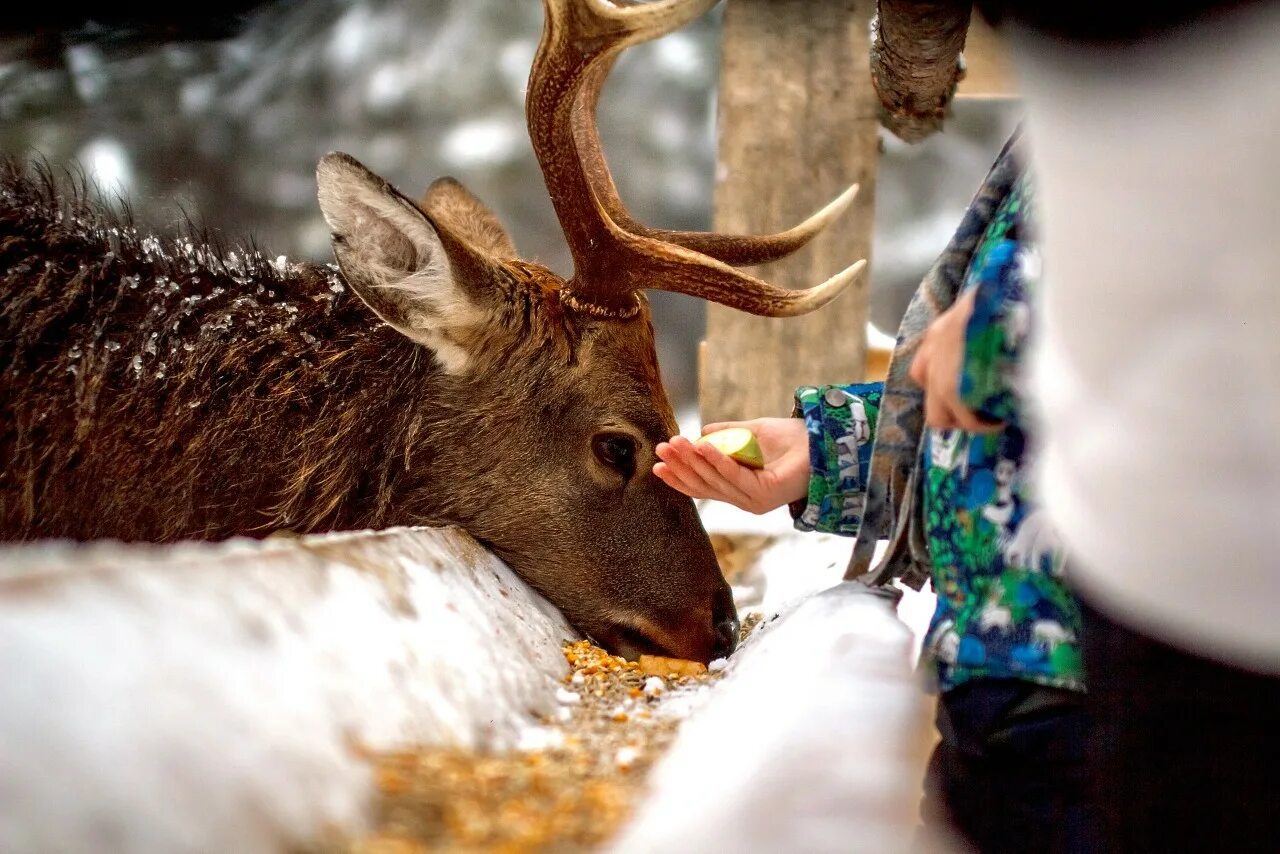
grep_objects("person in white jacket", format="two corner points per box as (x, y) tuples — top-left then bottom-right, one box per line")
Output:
(917, 2), (1280, 850)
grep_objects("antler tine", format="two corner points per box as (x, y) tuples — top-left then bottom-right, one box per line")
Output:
(573, 54), (862, 267)
(529, 0), (721, 314)
(615, 182), (862, 268)
(530, 0), (865, 317)
(626, 229), (868, 317)
(584, 0), (722, 42)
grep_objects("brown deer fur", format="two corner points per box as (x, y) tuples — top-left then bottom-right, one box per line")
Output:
(0, 0), (865, 663)
(0, 157), (734, 662)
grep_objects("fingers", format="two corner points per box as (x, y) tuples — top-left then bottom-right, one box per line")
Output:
(913, 334), (1004, 433)
(656, 436), (758, 511)
(690, 441), (759, 508)
(951, 406), (1004, 434)
(923, 382), (955, 430)
(672, 436), (757, 506)
(654, 439), (719, 498)
(653, 460), (705, 498)
(920, 375), (1005, 433)
(908, 343), (928, 388)
(654, 442), (713, 496)
(911, 289), (1008, 435)
(924, 397), (1005, 433)
(917, 338), (957, 430)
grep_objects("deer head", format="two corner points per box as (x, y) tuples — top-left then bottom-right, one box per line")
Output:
(314, 0), (864, 662)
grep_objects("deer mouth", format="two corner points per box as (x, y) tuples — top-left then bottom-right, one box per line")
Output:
(595, 606), (739, 665)
(595, 623), (673, 664)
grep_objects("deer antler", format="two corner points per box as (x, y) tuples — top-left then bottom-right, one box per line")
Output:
(571, 55), (861, 268)
(528, 0), (867, 319)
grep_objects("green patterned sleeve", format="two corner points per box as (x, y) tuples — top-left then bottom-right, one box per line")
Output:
(789, 382), (884, 536)
(959, 175), (1036, 425)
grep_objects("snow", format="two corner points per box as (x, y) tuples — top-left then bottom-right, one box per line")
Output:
(0, 526), (576, 854)
(651, 32), (712, 82)
(676, 404), (939, 662)
(78, 137), (133, 196)
(555, 687), (582, 705)
(0, 411), (944, 853)
(439, 115), (525, 168)
(867, 319), (899, 350)
(622, 409), (947, 852)
(517, 726), (565, 753)
(608, 581), (939, 854)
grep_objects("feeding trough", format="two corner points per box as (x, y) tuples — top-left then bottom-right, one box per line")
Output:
(0, 519), (944, 853)
(0, 527), (573, 851)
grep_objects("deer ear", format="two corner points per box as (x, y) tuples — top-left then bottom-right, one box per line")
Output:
(316, 152), (500, 374)
(420, 177), (518, 259)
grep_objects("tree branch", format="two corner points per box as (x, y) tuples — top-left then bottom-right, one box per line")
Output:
(870, 0), (972, 143)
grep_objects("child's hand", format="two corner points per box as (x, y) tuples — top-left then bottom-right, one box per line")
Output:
(654, 417), (810, 515)
(910, 287), (1004, 433)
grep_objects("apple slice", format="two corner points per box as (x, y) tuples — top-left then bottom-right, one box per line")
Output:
(696, 427), (766, 469)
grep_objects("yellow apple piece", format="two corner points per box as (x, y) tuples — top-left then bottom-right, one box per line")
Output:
(696, 427), (766, 469)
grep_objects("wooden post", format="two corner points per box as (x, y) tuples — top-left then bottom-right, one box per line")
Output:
(701, 0), (879, 425)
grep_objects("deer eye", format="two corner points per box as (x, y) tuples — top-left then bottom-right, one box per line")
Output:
(592, 433), (638, 480)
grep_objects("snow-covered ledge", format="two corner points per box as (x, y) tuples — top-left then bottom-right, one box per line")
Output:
(0, 526), (576, 853)
(609, 580), (951, 854)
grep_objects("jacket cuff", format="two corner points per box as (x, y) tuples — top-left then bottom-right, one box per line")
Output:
(789, 382), (884, 536)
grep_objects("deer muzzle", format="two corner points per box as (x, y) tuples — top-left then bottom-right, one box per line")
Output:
(600, 582), (739, 665)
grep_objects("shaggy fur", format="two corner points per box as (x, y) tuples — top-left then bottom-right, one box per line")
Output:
(0, 159), (438, 540)
(0, 157), (735, 661)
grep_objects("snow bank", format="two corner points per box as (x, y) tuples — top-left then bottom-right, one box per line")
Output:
(695, 495), (938, 662)
(609, 581), (947, 854)
(0, 526), (575, 853)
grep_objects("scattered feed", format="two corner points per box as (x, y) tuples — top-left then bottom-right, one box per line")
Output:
(317, 640), (734, 853)
(310, 533), (780, 853)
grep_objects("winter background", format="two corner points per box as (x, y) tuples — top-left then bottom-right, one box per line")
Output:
(1, 4), (1023, 848)
(0, 0), (1020, 413)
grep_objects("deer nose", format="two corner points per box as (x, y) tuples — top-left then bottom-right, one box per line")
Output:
(711, 596), (739, 660)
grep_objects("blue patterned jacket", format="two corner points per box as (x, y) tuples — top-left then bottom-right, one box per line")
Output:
(789, 145), (1083, 693)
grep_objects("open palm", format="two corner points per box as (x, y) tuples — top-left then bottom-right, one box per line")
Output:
(654, 417), (810, 515)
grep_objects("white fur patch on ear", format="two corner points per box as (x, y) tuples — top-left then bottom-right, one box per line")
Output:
(316, 153), (485, 375)
(379, 273), (481, 375)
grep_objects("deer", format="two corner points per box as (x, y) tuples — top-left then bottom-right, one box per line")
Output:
(0, 0), (864, 663)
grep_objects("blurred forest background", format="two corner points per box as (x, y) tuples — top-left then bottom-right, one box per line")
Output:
(0, 0), (1019, 412)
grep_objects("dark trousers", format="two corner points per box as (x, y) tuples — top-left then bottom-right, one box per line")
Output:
(920, 679), (1099, 853)
(1078, 594), (1280, 853)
